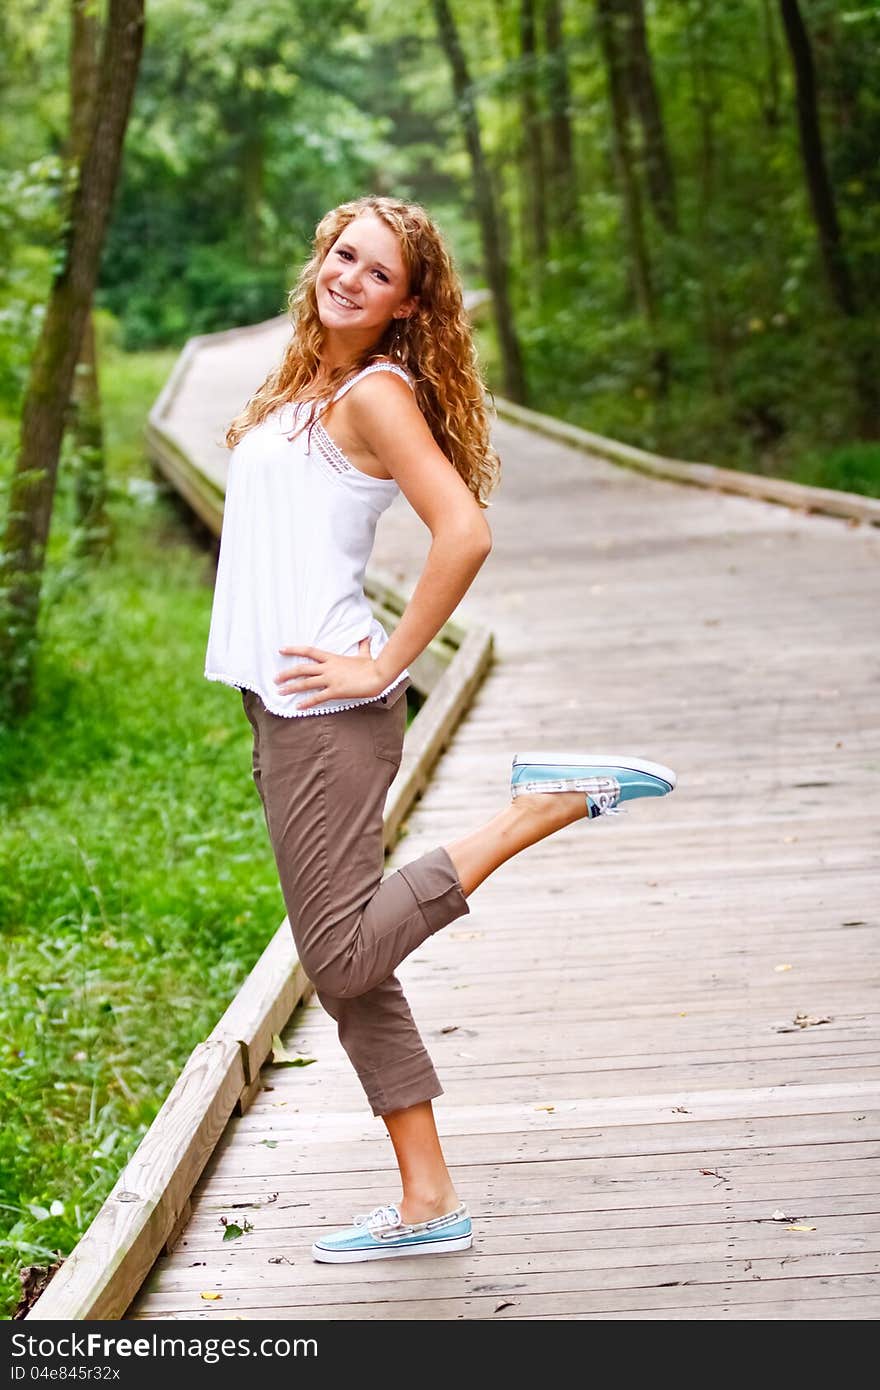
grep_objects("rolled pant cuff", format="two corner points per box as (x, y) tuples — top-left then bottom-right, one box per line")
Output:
(395, 845), (470, 934)
(366, 1052), (445, 1118)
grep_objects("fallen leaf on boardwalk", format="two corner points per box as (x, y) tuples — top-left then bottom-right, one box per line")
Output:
(773, 1013), (833, 1033)
(534, 1105), (555, 1112)
(785, 1224), (816, 1233)
(200, 1292), (222, 1301)
(672, 1106), (690, 1114)
(699, 1169), (724, 1179)
(260, 1140), (278, 1149)
(494, 1300), (516, 1312)
(270, 1035), (316, 1067)
(678, 1012), (688, 1018)
(449, 931), (483, 940)
(268, 1256), (295, 1265)
(774, 963), (793, 972)
(440, 1025), (458, 1034)
(220, 1216), (253, 1241)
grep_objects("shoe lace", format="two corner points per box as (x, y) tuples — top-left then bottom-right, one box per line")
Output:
(586, 778), (626, 819)
(353, 1203), (403, 1233)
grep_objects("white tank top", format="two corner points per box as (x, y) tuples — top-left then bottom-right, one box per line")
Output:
(204, 360), (414, 717)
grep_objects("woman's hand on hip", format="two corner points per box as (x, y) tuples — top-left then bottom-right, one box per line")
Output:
(274, 637), (386, 708)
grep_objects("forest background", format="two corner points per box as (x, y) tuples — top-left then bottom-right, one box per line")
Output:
(0, 0), (877, 1319)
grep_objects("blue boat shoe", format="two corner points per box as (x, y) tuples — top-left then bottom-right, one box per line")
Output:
(511, 751), (676, 819)
(311, 1201), (473, 1263)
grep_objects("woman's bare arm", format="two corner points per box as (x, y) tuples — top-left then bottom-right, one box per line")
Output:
(344, 371), (493, 687)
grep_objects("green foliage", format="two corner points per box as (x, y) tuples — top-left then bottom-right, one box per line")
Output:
(0, 343), (285, 1318)
(2, 0), (879, 480)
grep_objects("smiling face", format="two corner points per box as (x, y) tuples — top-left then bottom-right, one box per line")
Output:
(315, 213), (418, 357)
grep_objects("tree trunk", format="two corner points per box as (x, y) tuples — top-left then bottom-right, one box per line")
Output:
(0, 0), (145, 720)
(778, 0), (877, 433)
(595, 0), (668, 395)
(686, 0), (728, 397)
(431, 0), (528, 404)
(69, 0), (110, 559)
(778, 0), (854, 316)
(518, 0), (549, 271)
(543, 0), (580, 240)
(619, 0), (678, 233)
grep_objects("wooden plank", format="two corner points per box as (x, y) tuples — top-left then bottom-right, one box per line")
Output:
(131, 1265), (880, 1318)
(176, 1210), (880, 1256)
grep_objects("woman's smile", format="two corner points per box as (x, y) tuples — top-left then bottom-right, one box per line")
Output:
(328, 287), (361, 310)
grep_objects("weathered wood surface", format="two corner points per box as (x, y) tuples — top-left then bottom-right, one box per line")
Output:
(129, 319), (879, 1320)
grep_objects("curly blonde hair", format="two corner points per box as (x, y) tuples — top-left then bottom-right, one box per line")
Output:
(225, 195), (501, 508)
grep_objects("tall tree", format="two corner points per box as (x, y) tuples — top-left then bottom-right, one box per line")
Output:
(685, 0), (727, 398)
(543, 0), (580, 241)
(779, 0), (854, 316)
(618, 0), (677, 233)
(518, 0), (549, 269)
(69, 0), (110, 559)
(431, 0), (527, 404)
(778, 0), (877, 433)
(0, 0), (146, 719)
(595, 0), (668, 395)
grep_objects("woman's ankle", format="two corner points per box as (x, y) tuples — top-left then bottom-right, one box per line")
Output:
(397, 1185), (460, 1223)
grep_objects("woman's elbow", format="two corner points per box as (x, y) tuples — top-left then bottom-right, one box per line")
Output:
(470, 516), (493, 557)
(434, 513), (492, 558)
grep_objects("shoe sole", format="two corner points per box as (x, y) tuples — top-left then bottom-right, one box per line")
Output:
(512, 752), (676, 791)
(311, 1232), (473, 1263)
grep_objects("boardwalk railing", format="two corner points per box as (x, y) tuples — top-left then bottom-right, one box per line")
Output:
(494, 398), (880, 528)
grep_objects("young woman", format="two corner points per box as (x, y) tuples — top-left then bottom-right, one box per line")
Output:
(205, 195), (675, 1264)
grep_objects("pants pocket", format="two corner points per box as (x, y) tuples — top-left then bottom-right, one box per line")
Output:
(369, 691), (408, 767)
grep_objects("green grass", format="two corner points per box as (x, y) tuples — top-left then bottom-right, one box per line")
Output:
(0, 345), (289, 1318)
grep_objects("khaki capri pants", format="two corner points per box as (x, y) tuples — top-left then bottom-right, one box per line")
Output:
(241, 676), (471, 1117)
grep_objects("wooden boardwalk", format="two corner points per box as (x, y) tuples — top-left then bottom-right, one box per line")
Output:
(130, 324), (879, 1319)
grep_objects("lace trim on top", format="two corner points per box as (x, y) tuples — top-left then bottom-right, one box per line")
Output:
(311, 421), (360, 477)
(205, 668), (411, 718)
(284, 361), (415, 482)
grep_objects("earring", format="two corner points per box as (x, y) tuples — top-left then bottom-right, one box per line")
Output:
(391, 315), (410, 359)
